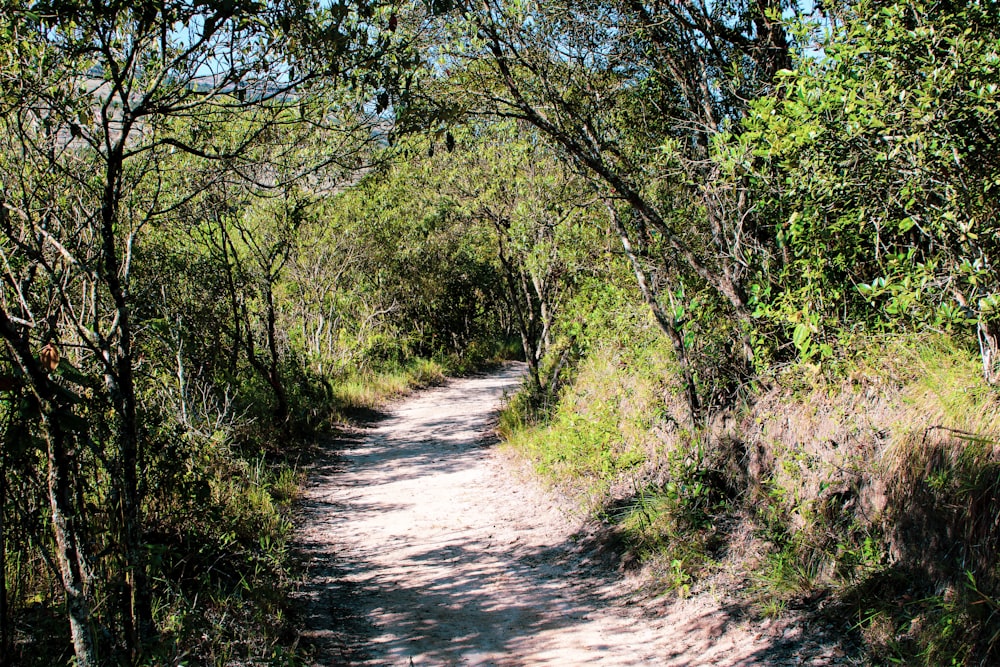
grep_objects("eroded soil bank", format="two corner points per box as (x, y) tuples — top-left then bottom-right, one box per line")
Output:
(293, 363), (852, 666)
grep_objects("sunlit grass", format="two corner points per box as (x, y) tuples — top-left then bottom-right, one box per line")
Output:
(330, 357), (447, 415)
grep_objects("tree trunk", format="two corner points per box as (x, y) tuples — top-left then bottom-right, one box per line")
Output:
(220, 223), (243, 374)
(44, 414), (96, 667)
(264, 284), (290, 425)
(479, 12), (770, 367)
(504, 269), (542, 392)
(0, 310), (100, 665)
(0, 436), (8, 664)
(607, 202), (702, 424)
(753, 0), (793, 83)
(492, 215), (544, 392)
(980, 318), (1000, 385)
(100, 144), (153, 658)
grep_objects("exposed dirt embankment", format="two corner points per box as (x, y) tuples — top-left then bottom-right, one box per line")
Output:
(293, 363), (849, 666)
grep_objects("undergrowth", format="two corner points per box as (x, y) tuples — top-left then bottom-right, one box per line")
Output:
(4, 354), (468, 666)
(499, 316), (1000, 665)
(330, 357), (448, 415)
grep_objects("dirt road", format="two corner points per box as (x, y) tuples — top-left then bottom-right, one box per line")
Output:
(294, 363), (850, 666)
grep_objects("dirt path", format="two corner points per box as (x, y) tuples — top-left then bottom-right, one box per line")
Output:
(294, 363), (851, 666)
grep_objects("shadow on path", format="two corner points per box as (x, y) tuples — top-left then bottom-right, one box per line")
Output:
(292, 362), (855, 666)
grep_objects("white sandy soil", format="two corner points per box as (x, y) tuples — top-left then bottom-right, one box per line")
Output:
(294, 362), (854, 666)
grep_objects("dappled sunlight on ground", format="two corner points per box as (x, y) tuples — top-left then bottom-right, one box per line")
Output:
(293, 363), (849, 666)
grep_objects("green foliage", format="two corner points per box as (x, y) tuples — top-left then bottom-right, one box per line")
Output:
(304, 141), (510, 365)
(501, 276), (738, 595)
(844, 568), (1000, 667)
(144, 434), (301, 665)
(501, 277), (678, 485)
(611, 444), (732, 596)
(740, 0), (1000, 377)
(0, 0), (485, 660)
(474, 2), (1000, 663)
(4, 0), (1000, 662)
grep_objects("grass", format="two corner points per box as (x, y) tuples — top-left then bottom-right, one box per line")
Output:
(0, 353), (466, 666)
(498, 316), (1000, 665)
(16, 325), (984, 664)
(141, 434), (304, 665)
(500, 311), (679, 487)
(844, 338), (1000, 666)
(330, 357), (447, 416)
(138, 353), (481, 664)
(499, 302), (733, 595)
(609, 484), (723, 596)
(739, 335), (1000, 665)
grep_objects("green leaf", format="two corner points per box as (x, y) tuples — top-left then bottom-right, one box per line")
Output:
(792, 322), (812, 351)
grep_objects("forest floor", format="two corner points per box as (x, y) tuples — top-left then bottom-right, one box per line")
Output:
(292, 362), (855, 666)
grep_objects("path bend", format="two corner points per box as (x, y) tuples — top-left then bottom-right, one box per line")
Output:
(294, 362), (849, 667)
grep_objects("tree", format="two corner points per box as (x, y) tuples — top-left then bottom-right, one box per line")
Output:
(0, 0), (401, 660)
(741, 0), (1000, 381)
(312, 138), (506, 365)
(424, 121), (601, 393)
(404, 0), (798, 417)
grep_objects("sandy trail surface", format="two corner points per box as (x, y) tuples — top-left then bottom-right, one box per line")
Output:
(294, 363), (851, 666)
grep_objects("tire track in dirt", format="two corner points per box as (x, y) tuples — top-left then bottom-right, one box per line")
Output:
(293, 362), (852, 666)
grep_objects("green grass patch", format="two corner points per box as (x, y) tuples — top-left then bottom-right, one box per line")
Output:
(142, 430), (304, 665)
(503, 309), (1000, 664)
(330, 357), (447, 416)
